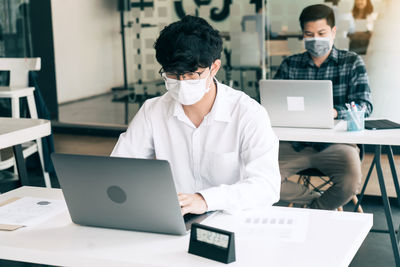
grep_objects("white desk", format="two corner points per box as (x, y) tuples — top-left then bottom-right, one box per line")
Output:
(273, 120), (400, 145)
(0, 118), (51, 185)
(273, 121), (400, 265)
(0, 186), (372, 267)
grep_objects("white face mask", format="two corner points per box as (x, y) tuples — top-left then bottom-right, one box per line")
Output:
(164, 70), (212, 105)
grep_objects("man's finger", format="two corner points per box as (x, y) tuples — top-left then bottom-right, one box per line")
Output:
(178, 194), (188, 199)
(178, 194), (190, 204)
(179, 198), (192, 207)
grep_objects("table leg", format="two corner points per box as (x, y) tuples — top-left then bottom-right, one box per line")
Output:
(240, 71), (244, 91)
(12, 145), (30, 186)
(386, 145), (400, 207)
(374, 145), (400, 266)
(125, 100), (129, 125)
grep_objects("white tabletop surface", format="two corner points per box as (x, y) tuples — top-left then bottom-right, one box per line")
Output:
(0, 117), (51, 149)
(273, 120), (400, 146)
(0, 186), (372, 267)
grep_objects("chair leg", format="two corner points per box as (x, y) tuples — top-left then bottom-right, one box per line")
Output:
(352, 195), (363, 213)
(337, 206), (343, 211)
(11, 97), (21, 175)
(26, 94), (38, 118)
(35, 138), (52, 188)
(288, 203), (294, 208)
(11, 97), (20, 118)
(27, 94), (51, 188)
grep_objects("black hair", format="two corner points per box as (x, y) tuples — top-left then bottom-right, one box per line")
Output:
(154, 15), (223, 74)
(299, 4), (335, 30)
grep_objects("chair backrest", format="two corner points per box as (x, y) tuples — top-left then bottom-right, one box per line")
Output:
(0, 58), (41, 87)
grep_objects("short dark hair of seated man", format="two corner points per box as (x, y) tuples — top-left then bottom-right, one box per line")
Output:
(274, 4), (373, 210)
(299, 4), (335, 30)
(154, 15), (223, 76)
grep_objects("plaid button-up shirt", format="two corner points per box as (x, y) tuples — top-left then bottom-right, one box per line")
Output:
(274, 46), (373, 151)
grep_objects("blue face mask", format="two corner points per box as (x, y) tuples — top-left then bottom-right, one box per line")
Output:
(304, 37), (332, 58)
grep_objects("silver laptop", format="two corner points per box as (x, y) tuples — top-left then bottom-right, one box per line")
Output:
(51, 153), (213, 235)
(259, 79), (336, 128)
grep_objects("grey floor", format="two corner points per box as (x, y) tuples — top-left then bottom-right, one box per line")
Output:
(349, 199), (400, 267)
(58, 93), (140, 126)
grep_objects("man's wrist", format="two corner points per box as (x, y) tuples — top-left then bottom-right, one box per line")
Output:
(195, 193), (208, 211)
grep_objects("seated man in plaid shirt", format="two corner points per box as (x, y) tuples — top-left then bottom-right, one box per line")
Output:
(274, 4), (373, 210)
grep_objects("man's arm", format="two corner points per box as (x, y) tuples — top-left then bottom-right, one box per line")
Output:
(111, 102), (155, 158)
(198, 107), (281, 212)
(335, 55), (373, 119)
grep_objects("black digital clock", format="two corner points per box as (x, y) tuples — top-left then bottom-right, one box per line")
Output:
(188, 223), (236, 264)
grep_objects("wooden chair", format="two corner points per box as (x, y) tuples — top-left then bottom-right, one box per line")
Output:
(0, 58), (51, 189)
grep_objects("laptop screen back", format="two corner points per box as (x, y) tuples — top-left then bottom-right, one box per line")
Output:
(51, 153), (188, 235)
(259, 79), (334, 128)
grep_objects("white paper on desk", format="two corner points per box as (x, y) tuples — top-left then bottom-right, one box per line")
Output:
(0, 197), (67, 227)
(211, 209), (310, 243)
(239, 209), (309, 242)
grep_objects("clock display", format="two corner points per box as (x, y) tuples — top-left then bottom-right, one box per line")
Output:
(196, 228), (229, 249)
(189, 223), (235, 264)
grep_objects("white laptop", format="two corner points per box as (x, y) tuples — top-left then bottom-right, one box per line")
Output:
(259, 79), (336, 128)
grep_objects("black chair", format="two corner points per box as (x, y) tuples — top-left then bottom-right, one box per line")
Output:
(0, 148), (21, 193)
(291, 144), (365, 212)
(0, 171), (20, 193)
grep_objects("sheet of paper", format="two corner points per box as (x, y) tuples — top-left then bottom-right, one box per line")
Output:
(238, 209), (309, 242)
(287, 96), (305, 111)
(0, 197), (67, 227)
(208, 208), (310, 243)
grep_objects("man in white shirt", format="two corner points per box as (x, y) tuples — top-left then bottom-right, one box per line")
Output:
(111, 15), (280, 215)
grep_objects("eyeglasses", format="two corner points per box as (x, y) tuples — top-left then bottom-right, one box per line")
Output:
(159, 68), (211, 85)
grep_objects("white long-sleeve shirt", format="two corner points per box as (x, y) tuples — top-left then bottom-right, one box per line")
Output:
(111, 81), (280, 212)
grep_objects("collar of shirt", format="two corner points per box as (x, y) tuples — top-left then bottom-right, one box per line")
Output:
(302, 45), (339, 68)
(168, 79), (233, 127)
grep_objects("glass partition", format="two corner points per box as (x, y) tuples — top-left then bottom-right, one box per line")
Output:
(18, 0), (397, 128)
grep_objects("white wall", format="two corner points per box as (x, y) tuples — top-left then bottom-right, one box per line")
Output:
(51, 0), (123, 104)
(51, 0), (260, 104)
(365, 0), (400, 122)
